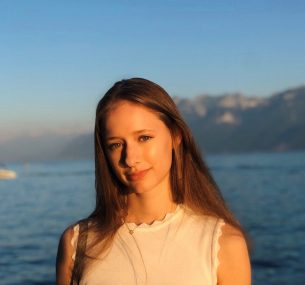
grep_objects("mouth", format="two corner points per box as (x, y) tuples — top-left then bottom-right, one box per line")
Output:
(126, 168), (150, 181)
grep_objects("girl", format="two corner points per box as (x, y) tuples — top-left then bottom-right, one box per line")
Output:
(56, 78), (251, 285)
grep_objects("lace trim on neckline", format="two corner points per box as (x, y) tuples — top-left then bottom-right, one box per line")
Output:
(124, 204), (183, 229)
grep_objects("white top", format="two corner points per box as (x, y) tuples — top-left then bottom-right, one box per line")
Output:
(71, 205), (225, 285)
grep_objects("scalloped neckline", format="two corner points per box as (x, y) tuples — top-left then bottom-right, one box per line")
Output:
(124, 204), (183, 229)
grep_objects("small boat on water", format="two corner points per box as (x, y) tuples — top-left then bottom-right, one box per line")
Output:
(0, 163), (17, 180)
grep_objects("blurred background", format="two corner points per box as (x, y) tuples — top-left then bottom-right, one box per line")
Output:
(0, 1), (305, 284)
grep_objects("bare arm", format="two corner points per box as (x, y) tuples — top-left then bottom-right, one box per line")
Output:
(217, 224), (251, 285)
(56, 226), (75, 285)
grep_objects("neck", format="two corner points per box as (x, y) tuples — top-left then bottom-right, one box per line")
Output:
(125, 187), (177, 225)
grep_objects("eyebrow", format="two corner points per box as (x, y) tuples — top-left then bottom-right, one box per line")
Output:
(106, 129), (155, 141)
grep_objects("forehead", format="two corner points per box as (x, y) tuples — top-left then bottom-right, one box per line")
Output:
(105, 101), (166, 136)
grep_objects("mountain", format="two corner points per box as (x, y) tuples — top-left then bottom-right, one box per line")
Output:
(174, 86), (305, 153)
(0, 133), (81, 162)
(1, 86), (304, 162)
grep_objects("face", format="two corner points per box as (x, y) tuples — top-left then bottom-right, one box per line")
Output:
(104, 100), (174, 195)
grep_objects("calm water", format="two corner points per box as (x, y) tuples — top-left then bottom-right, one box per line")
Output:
(1, 152), (305, 285)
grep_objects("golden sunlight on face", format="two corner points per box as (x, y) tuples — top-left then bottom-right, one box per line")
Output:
(105, 101), (173, 195)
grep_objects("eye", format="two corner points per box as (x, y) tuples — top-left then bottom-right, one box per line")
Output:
(139, 135), (152, 142)
(107, 142), (122, 151)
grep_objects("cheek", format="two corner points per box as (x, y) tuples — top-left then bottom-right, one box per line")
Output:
(145, 139), (173, 168)
(107, 152), (122, 175)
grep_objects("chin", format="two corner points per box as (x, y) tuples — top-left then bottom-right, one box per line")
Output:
(128, 182), (156, 194)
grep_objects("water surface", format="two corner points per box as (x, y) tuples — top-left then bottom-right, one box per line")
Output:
(1, 152), (304, 285)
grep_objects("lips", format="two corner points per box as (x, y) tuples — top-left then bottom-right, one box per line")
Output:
(126, 169), (150, 181)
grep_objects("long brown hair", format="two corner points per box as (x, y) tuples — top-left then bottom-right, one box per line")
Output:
(74, 77), (247, 280)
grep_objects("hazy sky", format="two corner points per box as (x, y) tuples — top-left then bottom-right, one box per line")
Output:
(1, 0), (305, 141)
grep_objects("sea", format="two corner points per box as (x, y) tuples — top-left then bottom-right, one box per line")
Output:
(1, 151), (305, 285)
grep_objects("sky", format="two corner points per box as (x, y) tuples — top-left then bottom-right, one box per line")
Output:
(1, 0), (305, 142)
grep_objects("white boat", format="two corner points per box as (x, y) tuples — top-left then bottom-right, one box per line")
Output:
(0, 164), (17, 179)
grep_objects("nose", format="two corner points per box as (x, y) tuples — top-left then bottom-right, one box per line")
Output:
(122, 142), (140, 168)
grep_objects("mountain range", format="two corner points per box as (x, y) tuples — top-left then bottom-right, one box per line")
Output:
(175, 86), (305, 153)
(1, 86), (304, 162)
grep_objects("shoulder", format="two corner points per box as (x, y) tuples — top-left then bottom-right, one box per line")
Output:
(57, 224), (78, 261)
(56, 224), (78, 285)
(217, 223), (251, 285)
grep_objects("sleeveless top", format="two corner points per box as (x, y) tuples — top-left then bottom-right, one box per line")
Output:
(71, 205), (225, 285)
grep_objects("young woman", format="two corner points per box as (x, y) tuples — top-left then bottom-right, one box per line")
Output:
(56, 78), (251, 285)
